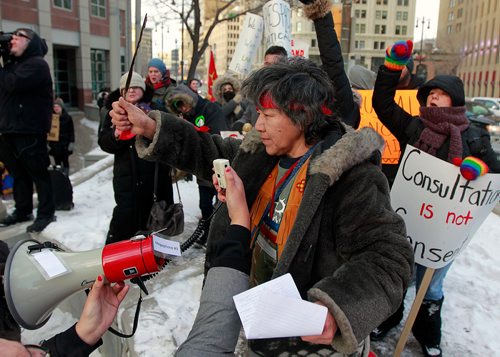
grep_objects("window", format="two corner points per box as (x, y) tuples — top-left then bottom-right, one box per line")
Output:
(449, 0), (456, 7)
(381, 25), (386, 34)
(356, 24), (366, 33)
(402, 25), (407, 35)
(376, 0), (388, 4)
(91, 49), (106, 100)
(447, 25), (453, 33)
(380, 41), (385, 49)
(397, 0), (409, 5)
(311, 39), (317, 47)
(54, 0), (71, 10)
(396, 25), (401, 35)
(376, 11), (382, 20)
(375, 24), (380, 33)
(296, 22), (302, 32)
(457, 8), (463, 18)
(355, 10), (360, 18)
(374, 41), (379, 49)
(382, 11), (387, 19)
(91, 0), (106, 18)
(448, 11), (454, 21)
(396, 11), (402, 20)
(359, 40), (365, 49)
(403, 11), (408, 20)
(361, 10), (366, 18)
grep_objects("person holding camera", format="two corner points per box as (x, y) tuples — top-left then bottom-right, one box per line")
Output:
(0, 28), (56, 233)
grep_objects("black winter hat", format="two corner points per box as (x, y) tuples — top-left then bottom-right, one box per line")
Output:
(417, 75), (465, 107)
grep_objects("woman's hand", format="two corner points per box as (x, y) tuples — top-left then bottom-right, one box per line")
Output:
(213, 166), (250, 229)
(301, 302), (337, 345)
(110, 97), (157, 139)
(75, 276), (129, 346)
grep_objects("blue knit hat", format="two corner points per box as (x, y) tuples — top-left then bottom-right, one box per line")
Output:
(147, 58), (167, 76)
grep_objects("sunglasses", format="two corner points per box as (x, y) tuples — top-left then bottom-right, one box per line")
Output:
(13, 31), (32, 40)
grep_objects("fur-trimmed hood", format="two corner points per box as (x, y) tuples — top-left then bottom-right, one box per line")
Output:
(240, 125), (385, 185)
(213, 74), (242, 103)
(166, 84), (199, 113)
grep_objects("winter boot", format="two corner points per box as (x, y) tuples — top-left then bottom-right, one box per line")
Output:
(412, 297), (444, 357)
(0, 211), (34, 226)
(26, 215), (56, 233)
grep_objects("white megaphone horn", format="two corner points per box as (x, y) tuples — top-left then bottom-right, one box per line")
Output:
(4, 235), (165, 330)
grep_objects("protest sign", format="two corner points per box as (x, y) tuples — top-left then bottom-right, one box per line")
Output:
(228, 13), (264, 76)
(263, 0), (291, 55)
(47, 114), (60, 142)
(391, 145), (500, 269)
(290, 38), (309, 58)
(357, 90), (420, 164)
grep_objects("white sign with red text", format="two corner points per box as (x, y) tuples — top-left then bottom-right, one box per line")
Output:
(290, 39), (309, 58)
(391, 145), (500, 269)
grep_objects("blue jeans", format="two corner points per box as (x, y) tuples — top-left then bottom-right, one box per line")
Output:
(415, 262), (453, 301)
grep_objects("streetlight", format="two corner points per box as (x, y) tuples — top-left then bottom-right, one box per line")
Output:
(415, 17), (431, 66)
(172, 0), (184, 83)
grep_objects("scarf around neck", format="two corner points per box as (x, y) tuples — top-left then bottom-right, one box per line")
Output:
(414, 106), (469, 162)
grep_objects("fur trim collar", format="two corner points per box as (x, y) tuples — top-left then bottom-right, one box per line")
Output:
(240, 126), (384, 186)
(303, 0), (332, 20)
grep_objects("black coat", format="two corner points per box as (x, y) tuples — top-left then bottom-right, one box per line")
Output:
(313, 11), (360, 129)
(98, 89), (173, 242)
(0, 32), (53, 134)
(373, 65), (500, 183)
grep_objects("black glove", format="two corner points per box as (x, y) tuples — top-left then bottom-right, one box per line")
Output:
(298, 0), (315, 4)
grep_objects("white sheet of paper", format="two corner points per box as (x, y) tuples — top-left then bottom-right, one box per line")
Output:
(233, 273), (328, 339)
(32, 250), (68, 278)
(153, 235), (182, 257)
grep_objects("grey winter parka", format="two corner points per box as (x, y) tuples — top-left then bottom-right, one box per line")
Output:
(136, 110), (414, 355)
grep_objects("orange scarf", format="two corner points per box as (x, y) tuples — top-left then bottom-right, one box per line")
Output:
(249, 160), (310, 258)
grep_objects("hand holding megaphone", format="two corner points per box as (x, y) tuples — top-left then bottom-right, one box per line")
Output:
(4, 235), (165, 329)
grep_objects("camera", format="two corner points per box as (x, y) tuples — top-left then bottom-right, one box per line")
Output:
(0, 31), (13, 56)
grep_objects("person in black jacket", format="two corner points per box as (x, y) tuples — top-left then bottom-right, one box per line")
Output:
(167, 84), (227, 224)
(0, 28), (56, 233)
(98, 72), (173, 244)
(0, 274), (129, 356)
(372, 40), (499, 357)
(212, 74), (248, 129)
(302, 0), (360, 129)
(49, 98), (75, 175)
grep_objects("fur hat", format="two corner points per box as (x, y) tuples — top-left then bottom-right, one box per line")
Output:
(119, 72), (146, 92)
(147, 58), (167, 76)
(417, 75), (465, 107)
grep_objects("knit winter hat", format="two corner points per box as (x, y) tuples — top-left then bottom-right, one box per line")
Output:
(54, 98), (65, 109)
(417, 75), (465, 107)
(119, 72), (146, 92)
(147, 58), (167, 76)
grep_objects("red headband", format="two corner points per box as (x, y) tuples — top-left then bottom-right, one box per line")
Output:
(259, 92), (333, 116)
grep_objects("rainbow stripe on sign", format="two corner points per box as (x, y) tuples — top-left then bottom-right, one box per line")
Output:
(460, 156), (489, 181)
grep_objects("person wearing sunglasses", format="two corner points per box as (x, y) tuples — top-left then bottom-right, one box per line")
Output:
(0, 28), (56, 233)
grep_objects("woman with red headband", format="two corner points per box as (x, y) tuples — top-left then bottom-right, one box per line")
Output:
(110, 56), (413, 357)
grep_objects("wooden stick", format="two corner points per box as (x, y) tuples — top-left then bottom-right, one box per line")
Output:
(393, 267), (435, 357)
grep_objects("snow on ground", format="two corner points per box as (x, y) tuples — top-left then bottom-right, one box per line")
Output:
(2, 158), (499, 356)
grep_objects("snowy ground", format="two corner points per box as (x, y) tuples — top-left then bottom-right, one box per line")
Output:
(1, 156), (499, 356)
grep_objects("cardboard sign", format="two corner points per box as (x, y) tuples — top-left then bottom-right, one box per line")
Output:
(263, 0), (291, 55)
(290, 38), (309, 58)
(391, 145), (500, 269)
(228, 13), (264, 76)
(357, 90), (420, 164)
(47, 114), (60, 142)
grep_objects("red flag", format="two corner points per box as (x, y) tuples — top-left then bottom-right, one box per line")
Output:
(207, 50), (218, 102)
